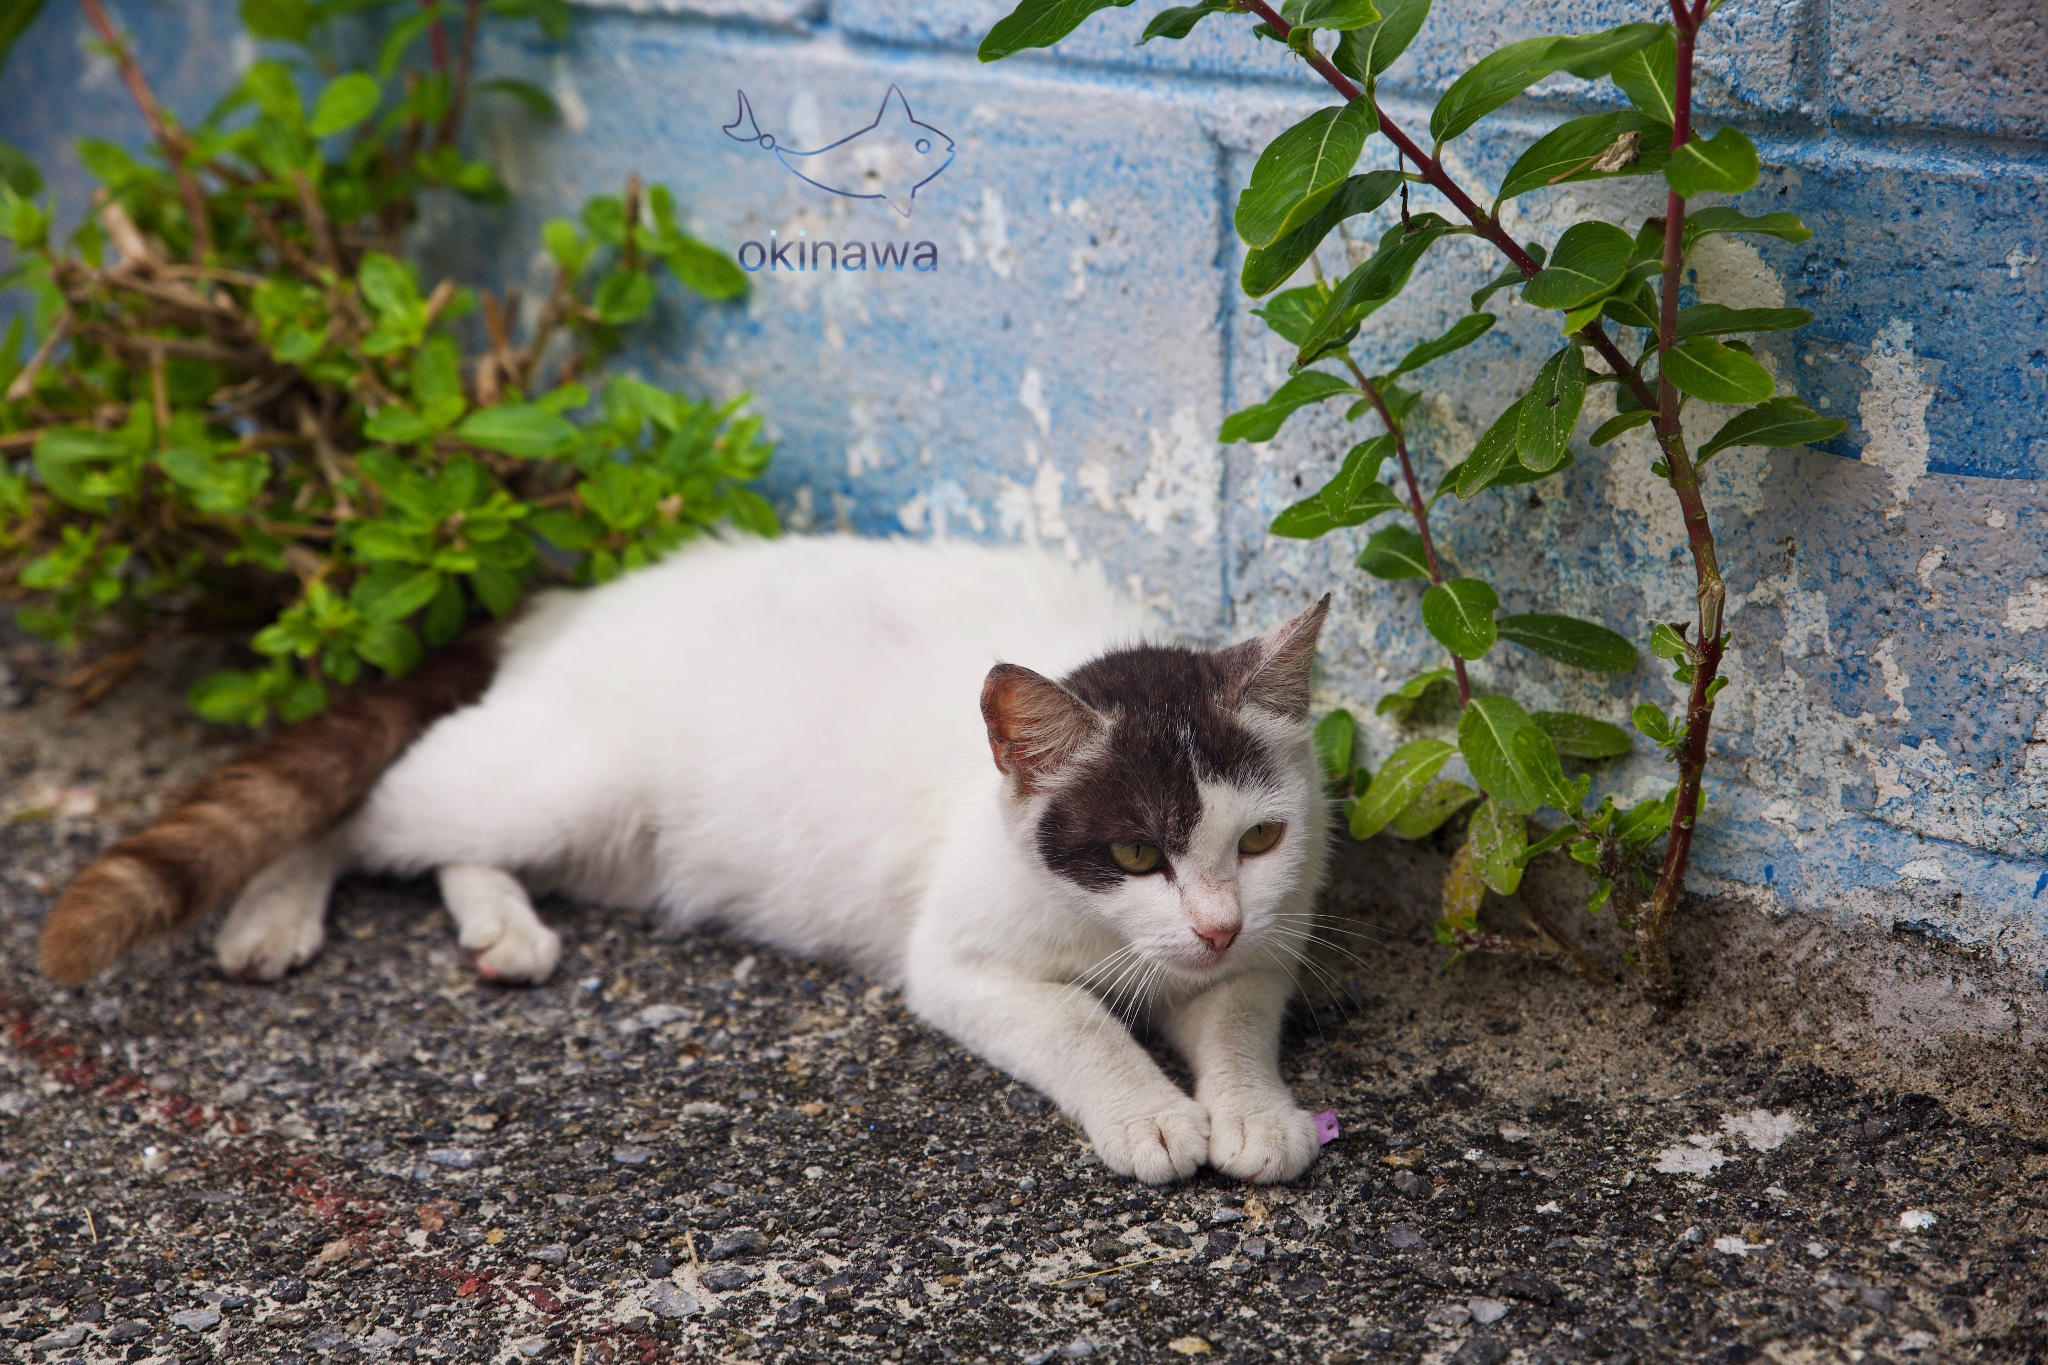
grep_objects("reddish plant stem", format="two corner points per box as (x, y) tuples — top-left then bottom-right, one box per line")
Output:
(1344, 356), (1472, 706)
(423, 0), (451, 76)
(1239, 0), (1660, 415)
(1635, 9), (1724, 1006)
(76, 0), (215, 262)
(1237, 0), (1735, 999)
(438, 0), (485, 147)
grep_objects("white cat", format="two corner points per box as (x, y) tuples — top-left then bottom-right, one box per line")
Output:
(43, 535), (1334, 1184)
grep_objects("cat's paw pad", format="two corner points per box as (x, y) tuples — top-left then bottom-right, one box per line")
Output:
(215, 897), (325, 981)
(1089, 1098), (1210, 1186)
(461, 915), (561, 984)
(1206, 1102), (1320, 1184)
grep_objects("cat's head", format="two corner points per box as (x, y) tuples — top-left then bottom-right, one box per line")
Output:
(980, 597), (1332, 982)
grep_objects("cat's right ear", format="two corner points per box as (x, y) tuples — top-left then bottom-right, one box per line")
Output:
(980, 664), (1104, 793)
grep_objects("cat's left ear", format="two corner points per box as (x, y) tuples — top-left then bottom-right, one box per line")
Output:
(1224, 594), (1331, 722)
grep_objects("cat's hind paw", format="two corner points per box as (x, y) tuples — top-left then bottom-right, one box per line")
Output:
(215, 843), (335, 981)
(1206, 1101), (1320, 1184)
(1089, 1097), (1211, 1186)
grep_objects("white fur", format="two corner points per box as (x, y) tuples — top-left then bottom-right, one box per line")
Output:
(232, 535), (1331, 1183)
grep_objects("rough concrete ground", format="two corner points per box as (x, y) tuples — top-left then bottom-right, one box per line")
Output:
(2, 645), (2047, 1365)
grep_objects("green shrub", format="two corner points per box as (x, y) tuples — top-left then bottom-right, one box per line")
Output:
(0, 0), (774, 726)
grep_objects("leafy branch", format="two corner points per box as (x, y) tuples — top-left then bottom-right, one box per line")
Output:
(978, 0), (1846, 1003)
(0, 0), (772, 726)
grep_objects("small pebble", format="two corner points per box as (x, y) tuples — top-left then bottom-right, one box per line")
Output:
(1468, 1297), (1509, 1324)
(170, 1307), (220, 1332)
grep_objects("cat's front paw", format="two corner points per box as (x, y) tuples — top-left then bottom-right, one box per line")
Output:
(1088, 1097), (1211, 1186)
(1206, 1099), (1320, 1184)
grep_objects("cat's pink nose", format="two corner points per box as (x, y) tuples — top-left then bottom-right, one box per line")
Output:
(1195, 923), (1240, 954)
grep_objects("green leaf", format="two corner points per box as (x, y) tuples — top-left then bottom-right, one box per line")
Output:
(1457, 695), (1565, 816)
(1496, 110), (1671, 202)
(1608, 27), (1676, 122)
(1283, 0), (1379, 31)
(1138, 0), (1231, 42)
(723, 484), (782, 537)
(34, 428), (139, 510)
(1631, 702), (1677, 745)
(1521, 221), (1632, 311)
(1470, 243), (1542, 311)
(353, 567), (443, 623)
(1239, 170), (1404, 298)
(1661, 335), (1775, 404)
(475, 77), (558, 119)
(1234, 101), (1375, 249)
(1388, 779), (1480, 840)
(1675, 304), (1811, 338)
(1589, 408), (1655, 446)
(1349, 738), (1454, 840)
(468, 565), (522, 617)
(455, 404), (578, 457)
(309, 73), (382, 137)
(1496, 612), (1636, 673)
(1421, 578), (1498, 659)
(1682, 206), (1811, 249)
(1530, 710), (1632, 759)
(1220, 370), (1359, 443)
(0, 137), (39, 197)
(240, 0), (312, 42)
(663, 237), (749, 301)
(1375, 667), (1456, 720)
(189, 669), (272, 727)
(376, 6), (446, 77)
(979, 0), (1134, 59)
(1430, 24), (1663, 145)
(1387, 313), (1494, 378)
(1466, 797), (1526, 894)
(1313, 708), (1356, 782)
(1696, 396), (1847, 462)
(1515, 344), (1586, 473)
(1296, 214), (1450, 362)
(594, 268), (655, 324)
(356, 621), (424, 676)
(1355, 524), (1430, 580)
(0, 0), (46, 81)
(1664, 125), (1760, 198)
(1614, 788), (1677, 848)
(1452, 396), (1524, 499)
(1330, 0), (1429, 79)
(1269, 435), (1402, 538)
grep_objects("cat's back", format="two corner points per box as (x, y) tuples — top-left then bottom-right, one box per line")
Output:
(489, 535), (1151, 963)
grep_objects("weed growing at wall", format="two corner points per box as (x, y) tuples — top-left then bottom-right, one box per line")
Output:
(979, 0), (1843, 1003)
(0, 0), (771, 725)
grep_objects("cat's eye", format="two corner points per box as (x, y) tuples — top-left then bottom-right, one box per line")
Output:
(1238, 822), (1284, 856)
(1110, 842), (1163, 874)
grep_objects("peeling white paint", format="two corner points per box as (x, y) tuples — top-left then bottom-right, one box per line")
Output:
(2005, 580), (2048, 633)
(1873, 635), (1912, 722)
(1687, 235), (1789, 310)
(978, 187), (1013, 280)
(1987, 507), (2008, 529)
(1899, 858), (1947, 883)
(1869, 750), (1912, 806)
(1915, 547), (1946, 595)
(551, 59), (590, 134)
(1019, 367), (1051, 436)
(1857, 319), (1935, 515)
(896, 490), (927, 535)
(1074, 461), (1115, 512)
(1117, 408), (1219, 548)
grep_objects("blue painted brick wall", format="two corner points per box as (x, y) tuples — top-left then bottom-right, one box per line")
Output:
(4, 0), (2044, 962)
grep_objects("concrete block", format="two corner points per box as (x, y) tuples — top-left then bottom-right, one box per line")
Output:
(828, 0), (1811, 118)
(460, 24), (1237, 633)
(1829, 0), (2048, 141)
